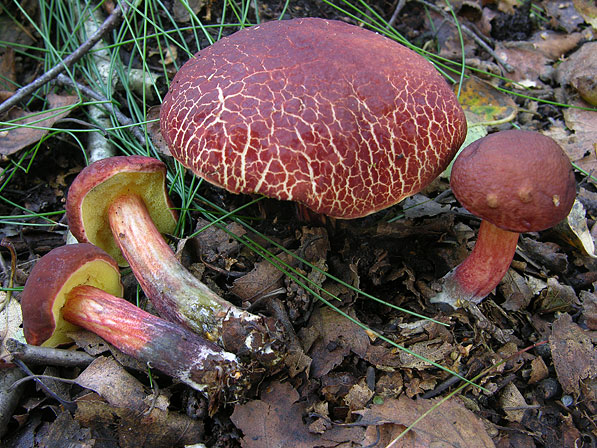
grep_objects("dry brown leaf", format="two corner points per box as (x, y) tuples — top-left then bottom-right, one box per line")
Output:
(301, 306), (370, 378)
(231, 381), (360, 448)
(499, 269), (534, 311)
(75, 357), (204, 447)
(499, 382), (527, 422)
(398, 339), (452, 370)
(579, 290), (597, 330)
(528, 356), (549, 385)
(37, 411), (93, 448)
(192, 217), (246, 264)
(75, 356), (148, 411)
(0, 93), (78, 156)
(231, 252), (293, 302)
(556, 42), (597, 106)
(355, 395), (495, 448)
(76, 394), (204, 448)
(535, 278), (580, 314)
(549, 313), (597, 397)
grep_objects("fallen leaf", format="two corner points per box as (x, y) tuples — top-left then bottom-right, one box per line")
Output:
(573, 0), (597, 30)
(499, 382), (527, 422)
(528, 355), (549, 385)
(549, 313), (597, 397)
(535, 278), (579, 314)
(457, 76), (518, 122)
(75, 356), (148, 411)
(231, 252), (293, 302)
(355, 395), (495, 447)
(579, 290), (597, 330)
(499, 269), (534, 311)
(555, 42), (597, 106)
(398, 338), (453, 370)
(231, 381), (348, 448)
(300, 306), (370, 378)
(0, 93), (79, 156)
(0, 293), (24, 366)
(553, 199), (596, 257)
(75, 357), (204, 447)
(37, 411), (93, 448)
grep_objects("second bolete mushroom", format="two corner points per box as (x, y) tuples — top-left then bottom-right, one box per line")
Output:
(160, 18), (467, 219)
(66, 156), (284, 366)
(430, 130), (576, 308)
(20, 243), (246, 401)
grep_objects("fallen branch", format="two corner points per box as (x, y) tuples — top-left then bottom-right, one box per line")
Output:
(0, 3), (127, 117)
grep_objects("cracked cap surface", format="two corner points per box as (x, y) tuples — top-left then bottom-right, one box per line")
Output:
(160, 18), (467, 219)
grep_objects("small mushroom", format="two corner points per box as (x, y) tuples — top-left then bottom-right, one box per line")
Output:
(20, 243), (245, 398)
(66, 156), (282, 364)
(160, 18), (467, 219)
(430, 130), (576, 308)
(66, 155), (178, 267)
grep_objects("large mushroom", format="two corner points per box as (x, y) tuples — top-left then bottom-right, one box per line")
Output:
(20, 243), (246, 399)
(66, 156), (282, 365)
(160, 18), (467, 219)
(430, 130), (576, 308)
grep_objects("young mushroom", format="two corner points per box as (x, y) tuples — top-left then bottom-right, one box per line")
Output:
(430, 130), (576, 308)
(66, 156), (283, 366)
(160, 18), (467, 219)
(20, 243), (246, 401)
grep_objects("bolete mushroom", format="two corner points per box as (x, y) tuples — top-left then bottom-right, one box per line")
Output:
(20, 243), (245, 398)
(66, 156), (283, 365)
(66, 155), (178, 267)
(430, 130), (576, 308)
(160, 18), (467, 219)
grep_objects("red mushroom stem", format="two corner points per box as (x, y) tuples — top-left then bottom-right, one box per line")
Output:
(431, 220), (519, 306)
(62, 284), (244, 400)
(107, 193), (283, 364)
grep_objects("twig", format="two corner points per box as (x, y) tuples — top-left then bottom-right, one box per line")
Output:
(388, 0), (408, 28)
(416, 0), (514, 73)
(11, 358), (77, 413)
(0, 3), (127, 117)
(55, 74), (147, 147)
(5, 338), (95, 368)
(0, 239), (16, 314)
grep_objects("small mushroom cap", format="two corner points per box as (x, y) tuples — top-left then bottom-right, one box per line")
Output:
(450, 130), (576, 233)
(161, 18), (467, 219)
(21, 243), (124, 347)
(66, 155), (178, 266)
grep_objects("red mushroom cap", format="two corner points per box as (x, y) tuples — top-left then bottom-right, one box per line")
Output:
(21, 243), (124, 347)
(160, 18), (467, 219)
(450, 130), (576, 233)
(66, 155), (178, 266)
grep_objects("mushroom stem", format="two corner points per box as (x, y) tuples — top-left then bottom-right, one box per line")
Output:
(62, 284), (245, 399)
(431, 220), (519, 308)
(107, 193), (283, 365)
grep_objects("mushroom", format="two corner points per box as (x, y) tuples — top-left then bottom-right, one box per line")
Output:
(20, 243), (245, 398)
(66, 156), (282, 365)
(159, 18), (467, 219)
(430, 130), (576, 308)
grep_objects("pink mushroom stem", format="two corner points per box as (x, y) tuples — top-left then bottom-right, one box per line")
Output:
(439, 220), (520, 304)
(106, 193), (280, 364)
(61, 285), (245, 398)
